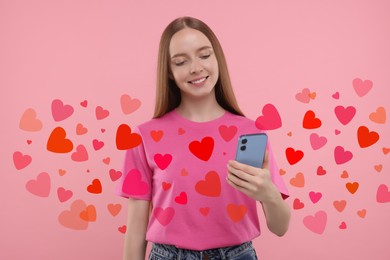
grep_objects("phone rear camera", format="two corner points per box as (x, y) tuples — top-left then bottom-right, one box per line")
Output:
(241, 138), (247, 144)
(240, 145), (246, 151)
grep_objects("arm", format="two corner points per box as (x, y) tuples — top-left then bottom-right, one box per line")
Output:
(123, 197), (151, 260)
(226, 150), (291, 236)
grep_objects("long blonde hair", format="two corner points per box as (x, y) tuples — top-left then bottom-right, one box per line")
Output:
(153, 16), (244, 118)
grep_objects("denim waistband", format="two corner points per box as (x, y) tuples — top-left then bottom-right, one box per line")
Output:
(149, 241), (255, 259)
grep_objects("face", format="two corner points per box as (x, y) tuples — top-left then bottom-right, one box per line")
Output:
(169, 28), (219, 101)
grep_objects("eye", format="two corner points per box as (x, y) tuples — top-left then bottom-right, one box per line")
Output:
(200, 53), (211, 59)
(172, 60), (186, 66)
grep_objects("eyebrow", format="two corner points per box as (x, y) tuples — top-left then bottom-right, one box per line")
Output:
(170, 46), (213, 59)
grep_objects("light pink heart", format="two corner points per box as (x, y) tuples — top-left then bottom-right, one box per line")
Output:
(334, 105), (356, 125)
(154, 207), (175, 226)
(154, 153), (173, 170)
(122, 169), (149, 196)
(120, 94), (141, 115)
(71, 145), (89, 162)
(303, 210), (327, 234)
(25, 172), (50, 197)
(19, 108), (43, 132)
(309, 191), (322, 203)
(334, 146), (353, 165)
(51, 99), (74, 122)
(295, 88), (311, 103)
(353, 78), (373, 97)
(57, 187), (73, 202)
(376, 184), (390, 203)
(310, 133), (327, 150)
(13, 151), (32, 170)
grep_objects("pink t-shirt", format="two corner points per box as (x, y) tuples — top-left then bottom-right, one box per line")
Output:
(117, 110), (289, 250)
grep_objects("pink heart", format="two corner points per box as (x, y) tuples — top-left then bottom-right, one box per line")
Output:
(303, 210), (327, 234)
(76, 123), (88, 135)
(58, 199), (88, 230)
(353, 78), (373, 97)
(120, 94), (141, 115)
(316, 166), (327, 176)
(218, 125), (237, 142)
(295, 88), (311, 103)
(310, 133), (327, 150)
(122, 169), (149, 196)
(174, 192), (188, 204)
(71, 145), (89, 162)
(309, 191), (322, 203)
(334, 146), (353, 165)
(25, 172), (50, 197)
(154, 207), (175, 226)
(334, 106), (356, 125)
(57, 187), (73, 202)
(154, 153), (172, 170)
(92, 139), (104, 151)
(13, 151), (32, 170)
(335, 129), (341, 135)
(80, 100), (88, 107)
(332, 92), (340, 99)
(376, 184), (390, 203)
(95, 106), (110, 120)
(255, 103), (282, 130)
(109, 169), (122, 181)
(51, 99), (74, 122)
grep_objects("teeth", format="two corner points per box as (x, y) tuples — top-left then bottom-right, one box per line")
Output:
(191, 77), (206, 84)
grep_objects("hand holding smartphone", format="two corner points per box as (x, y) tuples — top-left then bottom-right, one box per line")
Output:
(235, 133), (268, 168)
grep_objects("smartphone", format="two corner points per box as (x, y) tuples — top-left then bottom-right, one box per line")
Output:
(235, 133), (268, 168)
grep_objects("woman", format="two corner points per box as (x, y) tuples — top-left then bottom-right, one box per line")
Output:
(118, 16), (290, 260)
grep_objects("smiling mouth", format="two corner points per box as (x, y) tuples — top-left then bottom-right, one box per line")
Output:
(188, 76), (209, 84)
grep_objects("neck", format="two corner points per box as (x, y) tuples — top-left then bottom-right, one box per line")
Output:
(176, 94), (225, 122)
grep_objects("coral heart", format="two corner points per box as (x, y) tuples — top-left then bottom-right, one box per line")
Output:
(189, 136), (214, 161)
(334, 106), (356, 125)
(340, 170), (349, 179)
(346, 182), (359, 194)
(309, 191), (322, 204)
(218, 125), (237, 142)
(57, 187), (73, 202)
(76, 123), (88, 135)
(102, 157), (111, 165)
(150, 130), (164, 142)
(383, 147), (390, 155)
(317, 166), (327, 176)
(285, 147), (304, 165)
(181, 168), (189, 176)
(51, 99), (74, 122)
(19, 108), (43, 132)
(87, 179), (102, 194)
(122, 169), (149, 196)
(13, 151), (32, 170)
(195, 171), (221, 197)
(92, 139), (104, 151)
(154, 153), (172, 170)
(353, 78), (373, 97)
(302, 110), (322, 129)
(199, 207), (210, 216)
(120, 94), (141, 114)
(357, 209), (367, 218)
(310, 133), (327, 150)
(303, 210), (327, 234)
(334, 146), (353, 165)
(25, 172), (50, 197)
(47, 127), (74, 153)
(174, 192), (188, 205)
(109, 169), (122, 181)
(95, 106), (110, 120)
(71, 145), (88, 162)
(107, 204), (122, 216)
(178, 128), (186, 135)
(154, 207), (175, 226)
(333, 200), (347, 212)
(226, 204), (247, 223)
(58, 169), (67, 176)
(80, 205), (97, 222)
(290, 172), (305, 188)
(376, 184), (390, 203)
(58, 199), (89, 230)
(293, 198), (304, 210)
(295, 88), (311, 103)
(116, 124), (142, 150)
(162, 182), (172, 191)
(357, 126), (379, 148)
(255, 103), (282, 130)
(374, 164), (383, 172)
(369, 106), (386, 124)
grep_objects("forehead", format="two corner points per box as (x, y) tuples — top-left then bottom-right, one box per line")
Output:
(169, 28), (212, 55)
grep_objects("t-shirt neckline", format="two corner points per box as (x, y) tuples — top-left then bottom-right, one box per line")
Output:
(170, 108), (229, 128)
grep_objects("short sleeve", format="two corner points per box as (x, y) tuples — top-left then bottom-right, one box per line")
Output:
(116, 128), (152, 201)
(267, 141), (289, 200)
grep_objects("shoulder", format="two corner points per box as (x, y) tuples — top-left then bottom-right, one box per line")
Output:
(135, 111), (175, 134)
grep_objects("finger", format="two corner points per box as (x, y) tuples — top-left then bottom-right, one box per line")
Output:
(263, 149), (270, 170)
(226, 176), (251, 196)
(227, 172), (251, 190)
(228, 160), (258, 176)
(227, 164), (253, 182)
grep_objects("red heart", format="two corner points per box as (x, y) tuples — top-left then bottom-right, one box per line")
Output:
(317, 166), (327, 176)
(218, 125), (237, 142)
(118, 225), (127, 234)
(154, 153), (172, 170)
(357, 126), (379, 148)
(87, 179), (102, 194)
(346, 182), (359, 194)
(195, 171), (221, 197)
(174, 192), (188, 204)
(47, 127), (74, 153)
(302, 110), (322, 129)
(255, 103), (282, 130)
(189, 137), (214, 161)
(285, 147), (304, 165)
(162, 182), (172, 191)
(116, 124), (142, 150)
(293, 198), (304, 210)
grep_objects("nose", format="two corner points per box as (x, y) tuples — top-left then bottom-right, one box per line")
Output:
(190, 60), (203, 74)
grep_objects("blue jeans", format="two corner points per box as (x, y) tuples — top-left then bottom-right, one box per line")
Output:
(149, 241), (258, 260)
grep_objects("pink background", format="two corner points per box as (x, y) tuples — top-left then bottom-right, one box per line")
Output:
(1, 0), (389, 259)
